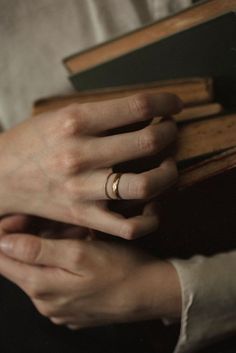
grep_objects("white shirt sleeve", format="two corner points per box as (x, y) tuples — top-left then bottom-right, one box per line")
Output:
(170, 251), (236, 353)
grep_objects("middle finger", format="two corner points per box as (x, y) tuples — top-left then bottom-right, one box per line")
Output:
(87, 120), (177, 169)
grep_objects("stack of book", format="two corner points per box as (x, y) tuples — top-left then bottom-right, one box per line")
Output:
(34, 0), (236, 192)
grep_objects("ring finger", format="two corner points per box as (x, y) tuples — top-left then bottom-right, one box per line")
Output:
(65, 159), (177, 201)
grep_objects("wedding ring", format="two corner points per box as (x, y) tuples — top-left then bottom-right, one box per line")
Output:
(105, 172), (114, 200)
(105, 172), (123, 200)
(112, 173), (122, 200)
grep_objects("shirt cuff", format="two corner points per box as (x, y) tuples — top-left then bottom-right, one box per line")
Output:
(169, 251), (236, 353)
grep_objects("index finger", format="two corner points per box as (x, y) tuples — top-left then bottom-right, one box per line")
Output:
(75, 93), (183, 134)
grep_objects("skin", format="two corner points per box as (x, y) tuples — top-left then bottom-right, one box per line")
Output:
(0, 218), (182, 329)
(0, 92), (182, 329)
(0, 93), (181, 239)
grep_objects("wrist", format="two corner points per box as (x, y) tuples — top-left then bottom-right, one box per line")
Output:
(128, 259), (182, 322)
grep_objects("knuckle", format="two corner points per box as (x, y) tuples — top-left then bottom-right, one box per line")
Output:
(120, 221), (139, 240)
(138, 127), (159, 154)
(61, 104), (86, 136)
(130, 93), (153, 120)
(60, 150), (84, 174)
(61, 114), (79, 137)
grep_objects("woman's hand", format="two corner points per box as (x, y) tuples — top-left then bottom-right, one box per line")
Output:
(0, 93), (181, 238)
(0, 230), (181, 329)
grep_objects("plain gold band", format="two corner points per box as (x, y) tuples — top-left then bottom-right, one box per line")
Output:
(105, 172), (123, 200)
(112, 173), (122, 200)
(105, 172), (114, 200)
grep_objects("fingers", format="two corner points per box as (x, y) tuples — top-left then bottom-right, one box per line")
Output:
(0, 234), (89, 272)
(61, 119), (177, 174)
(0, 250), (56, 295)
(64, 169), (113, 200)
(117, 158), (178, 200)
(0, 214), (30, 235)
(65, 158), (177, 201)
(0, 251), (31, 286)
(89, 119), (177, 168)
(69, 93), (182, 134)
(85, 202), (159, 239)
(0, 234), (54, 266)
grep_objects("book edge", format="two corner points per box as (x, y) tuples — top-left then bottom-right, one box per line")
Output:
(63, 0), (211, 74)
(67, 11), (236, 79)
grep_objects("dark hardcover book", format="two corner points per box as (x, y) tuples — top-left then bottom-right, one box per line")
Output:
(64, 0), (236, 75)
(70, 12), (236, 109)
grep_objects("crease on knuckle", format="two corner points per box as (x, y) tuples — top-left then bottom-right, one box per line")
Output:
(61, 104), (85, 136)
(130, 94), (153, 120)
(61, 151), (84, 175)
(138, 128), (159, 154)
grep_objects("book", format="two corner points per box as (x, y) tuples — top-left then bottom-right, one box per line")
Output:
(33, 102), (235, 191)
(33, 77), (214, 115)
(175, 102), (222, 123)
(177, 113), (236, 162)
(65, 11), (236, 110)
(178, 146), (236, 189)
(113, 112), (236, 189)
(64, 0), (236, 75)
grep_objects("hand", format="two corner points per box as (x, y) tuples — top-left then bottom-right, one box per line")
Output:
(0, 93), (180, 238)
(0, 231), (181, 329)
(0, 214), (90, 239)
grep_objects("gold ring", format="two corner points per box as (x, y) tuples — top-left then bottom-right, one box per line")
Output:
(112, 173), (122, 199)
(105, 172), (114, 200)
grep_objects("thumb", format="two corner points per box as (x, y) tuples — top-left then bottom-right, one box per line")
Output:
(0, 234), (81, 271)
(0, 215), (30, 235)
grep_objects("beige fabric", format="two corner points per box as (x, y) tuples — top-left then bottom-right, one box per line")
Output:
(0, 0), (190, 129)
(171, 253), (236, 353)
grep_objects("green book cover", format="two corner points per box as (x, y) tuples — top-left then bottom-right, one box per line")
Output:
(70, 12), (236, 108)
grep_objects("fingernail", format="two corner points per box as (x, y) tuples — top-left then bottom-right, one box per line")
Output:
(0, 237), (14, 255)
